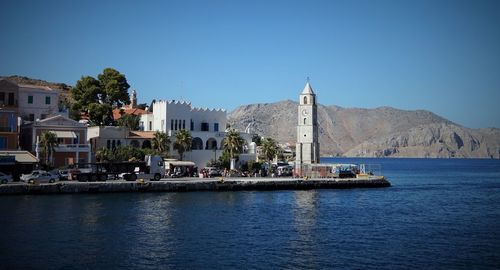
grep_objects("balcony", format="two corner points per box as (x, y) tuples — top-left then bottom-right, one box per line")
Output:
(53, 144), (91, 153)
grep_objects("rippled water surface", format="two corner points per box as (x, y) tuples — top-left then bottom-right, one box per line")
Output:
(1, 158), (499, 269)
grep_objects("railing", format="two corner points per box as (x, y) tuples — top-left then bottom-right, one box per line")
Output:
(53, 144), (91, 152)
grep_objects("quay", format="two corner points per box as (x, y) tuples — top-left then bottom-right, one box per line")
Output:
(0, 176), (390, 195)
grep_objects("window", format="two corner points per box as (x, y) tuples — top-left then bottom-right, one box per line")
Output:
(29, 114), (35, 121)
(41, 114), (47, 119)
(201, 122), (209, 132)
(0, 137), (6, 149)
(45, 96), (51, 104)
(28, 95), (33, 104)
(0, 92), (5, 104)
(214, 123), (219, 132)
(304, 118), (307, 124)
(183, 120), (186, 129)
(175, 120), (178, 130)
(8, 93), (14, 106)
(190, 120), (194, 131)
(303, 96), (308, 104)
(149, 121), (152, 130)
(107, 140), (111, 149)
(171, 119), (174, 130)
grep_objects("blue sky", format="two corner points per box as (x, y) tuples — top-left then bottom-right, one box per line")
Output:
(1, 0), (499, 128)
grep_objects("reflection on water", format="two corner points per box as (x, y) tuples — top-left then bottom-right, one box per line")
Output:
(125, 194), (176, 268)
(293, 190), (319, 231)
(1, 158), (499, 269)
(289, 190), (319, 268)
(80, 198), (103, 229)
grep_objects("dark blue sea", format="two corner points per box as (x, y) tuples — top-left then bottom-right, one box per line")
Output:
(1, 158), (499, 269)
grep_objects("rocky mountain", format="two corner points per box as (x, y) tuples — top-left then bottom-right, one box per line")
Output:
(1, 75), (72, 102)
(228, 100), (500, 158)
(0, 75), (72, 91)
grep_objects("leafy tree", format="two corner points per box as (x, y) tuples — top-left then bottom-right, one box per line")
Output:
(261, 138), (278, 174)
(117, 114), (140, 130)
(69, 103), (83, 121)
(95, 145), (157, 162)
(71, 76), (101, 108)
(152, 131), (171, 157)
(247, 160), (262, 172)
(39, 131), (58, 165)
(88, 103), (114, 126)
(222, 128), (245, 160)
(71, 68), (131, 125)
(174, 129), (192, 161)
(136, 103), (147, 110)
(112, 145), (144, 162)
(95, 147), (111, 162)
(217, 150), (231, 169)
(252, 134), (262, 146)
(97, 68), (130, 107)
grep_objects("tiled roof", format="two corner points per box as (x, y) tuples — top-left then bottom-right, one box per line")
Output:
(113, 107), (147, 120)
(128, 131), (155, 139)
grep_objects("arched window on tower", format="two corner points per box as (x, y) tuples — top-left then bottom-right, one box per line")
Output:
(304, 118), (307, 125)
(303, 96), (308, 104)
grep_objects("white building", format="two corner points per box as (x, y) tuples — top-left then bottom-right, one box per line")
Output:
(140, 100), (255, 169)
(88, 126), (159, 153)
(18, 84), (66, 122)
(296, 82), (320, 169)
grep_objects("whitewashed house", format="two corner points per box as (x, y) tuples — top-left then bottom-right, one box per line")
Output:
(18, 84), (67, 121)
(140, 100), (256, 169)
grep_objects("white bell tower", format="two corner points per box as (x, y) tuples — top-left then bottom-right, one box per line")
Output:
(130, 89), (137, 108)
(296, 81), (320, 168)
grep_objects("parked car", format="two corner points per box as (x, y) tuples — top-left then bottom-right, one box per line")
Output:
(0, 172), (13, 184)
(24, 172), (59, 183)
(49, 169), (69, 181)
(58, 170), (69, 180)
(20, 170), (47, 182)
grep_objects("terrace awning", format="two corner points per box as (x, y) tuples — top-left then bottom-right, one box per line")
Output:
(52, 131), (77, 138)
(0, 151), (38, 164)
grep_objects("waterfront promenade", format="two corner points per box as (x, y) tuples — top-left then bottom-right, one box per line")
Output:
(0, 176), (390, 195)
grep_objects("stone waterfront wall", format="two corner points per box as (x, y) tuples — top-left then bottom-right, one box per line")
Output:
(0, 177), (390, 195)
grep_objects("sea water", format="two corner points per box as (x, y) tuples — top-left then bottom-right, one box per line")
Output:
(0, 158), (499, 269)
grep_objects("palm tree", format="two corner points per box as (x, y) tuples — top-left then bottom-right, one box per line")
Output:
(261, 137), (277, 174)
(152, 131), (171, 157)
(223, 128), (245, 169)
(39, 131), (58, 166)
(174, 129), (192, 161)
